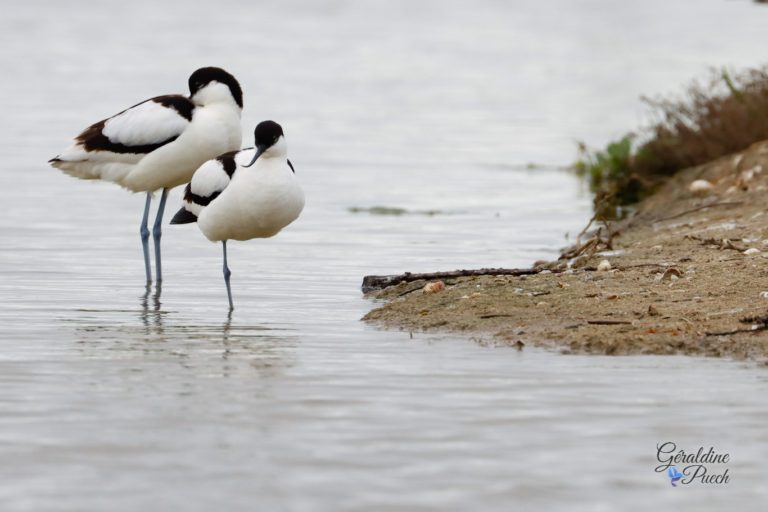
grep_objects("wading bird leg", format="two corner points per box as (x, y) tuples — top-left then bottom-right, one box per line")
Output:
(140, 192), (153, 283)
(152, 188), (169, 282)
(222, 240), (234, 310)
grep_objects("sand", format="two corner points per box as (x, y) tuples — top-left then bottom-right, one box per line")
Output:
(363, 140), (768, 360)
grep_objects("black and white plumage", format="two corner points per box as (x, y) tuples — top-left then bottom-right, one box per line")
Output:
(169, 150), (241, 225)
(171, 121), (304, 310)
(49, 67), (244, 283)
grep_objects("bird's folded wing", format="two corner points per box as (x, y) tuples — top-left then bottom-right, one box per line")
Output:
(189, 151), (240, 202)
(68, 95), (195, 157)
(171, 150), (245, 224)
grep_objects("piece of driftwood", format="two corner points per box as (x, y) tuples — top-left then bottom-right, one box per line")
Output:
(705, 314), (768, 336)
(362, 267), (543, 293)
(362, 197), (620, 293)
(586, 319), (632, 325)
(705, 326), (766, 336)
(559, 223), (618, 261)
(652, 201), (742, 223)
(684, 235), (747, 252)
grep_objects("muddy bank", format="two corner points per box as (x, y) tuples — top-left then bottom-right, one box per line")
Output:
(364, 140), (768, 359)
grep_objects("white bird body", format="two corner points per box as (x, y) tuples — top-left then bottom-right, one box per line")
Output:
(127, 103), (242, 192)
(51, 93), (242, 192)
(171, 120), (304, 309)
(198, 147), (304, 241)
(49, 67), (245, 284)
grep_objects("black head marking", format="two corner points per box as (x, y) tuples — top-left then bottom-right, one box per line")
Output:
(242, 121), (285, 168)
(253, 120), (284, 151)
(188, 67), (243, 108)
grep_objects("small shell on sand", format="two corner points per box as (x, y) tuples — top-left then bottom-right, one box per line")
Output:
(760, 291), (768, 299)
(597, 260), (612, 272)
(688, 179), (714, 196)
(743, 248), (761, 255)
(658, 267), (683, 282)
(423, 281), (446, 294)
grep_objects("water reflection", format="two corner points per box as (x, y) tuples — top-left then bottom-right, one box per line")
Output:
(139, 283), (163, 333)
(67, 294), (298, 379)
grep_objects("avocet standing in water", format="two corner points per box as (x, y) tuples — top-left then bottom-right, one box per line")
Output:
(49, 67), (243, 283)
(170, 120), (304, 310)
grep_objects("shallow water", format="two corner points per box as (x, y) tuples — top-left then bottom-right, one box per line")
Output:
(2, 0), (768, 510)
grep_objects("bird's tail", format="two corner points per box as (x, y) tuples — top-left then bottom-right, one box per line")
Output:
(170, 207), (198, 224)
(49, 144), (136, 184)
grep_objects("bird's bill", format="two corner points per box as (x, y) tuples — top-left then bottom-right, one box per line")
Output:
(243, 147), (264, 168)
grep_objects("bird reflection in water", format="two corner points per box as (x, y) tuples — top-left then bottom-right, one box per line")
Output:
(64, 284), (296, 378)
(138, 284), (233, 351)
(139, 282), (165, 335)
(138, 283), (239, 363)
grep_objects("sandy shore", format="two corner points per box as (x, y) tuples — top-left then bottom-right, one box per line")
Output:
(364, 140), (768, 359)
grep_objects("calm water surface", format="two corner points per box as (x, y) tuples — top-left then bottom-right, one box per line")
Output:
(1, 1), (768, 510)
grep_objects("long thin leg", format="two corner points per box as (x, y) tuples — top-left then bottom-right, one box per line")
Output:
(152, 188), (169, 282)
(222, 240), (234, 310)
(140, 192), (152, 283)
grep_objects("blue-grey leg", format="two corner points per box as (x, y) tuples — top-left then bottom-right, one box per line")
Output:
(152, 188), (169, 282)
(222, 240), (234, 310)
(140, 192), (152, 283)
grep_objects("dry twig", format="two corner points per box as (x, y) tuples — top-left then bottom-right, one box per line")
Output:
(685, 235), (747, 252)
(705, 314), (768, 336)
(652, 201), (743, 223)
(586, 319), (633, 325)
(362, 267), (545, 292)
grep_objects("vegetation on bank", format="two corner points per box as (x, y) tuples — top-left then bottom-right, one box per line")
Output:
(575, 66), (768, 218)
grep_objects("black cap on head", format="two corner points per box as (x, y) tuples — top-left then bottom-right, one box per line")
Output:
(254, 120), (284, 150)
(243, 121), (285, 168)
(188, 67), (243, 108)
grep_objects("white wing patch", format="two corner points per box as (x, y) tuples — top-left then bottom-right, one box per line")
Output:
(190, 159), (232, 197)
(180, 156), (237, 217)
(102, 99), (190, 146)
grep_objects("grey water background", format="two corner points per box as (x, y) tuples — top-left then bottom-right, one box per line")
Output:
(1, 0), (768, 510)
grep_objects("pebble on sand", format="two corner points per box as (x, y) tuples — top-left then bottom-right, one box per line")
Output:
(688, 179), (714, 196)
(423, 281), (446, 294)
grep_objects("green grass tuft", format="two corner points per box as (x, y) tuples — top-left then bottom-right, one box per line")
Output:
(575, 66), (768, 218)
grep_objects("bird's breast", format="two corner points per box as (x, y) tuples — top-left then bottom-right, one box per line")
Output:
(123, 104), (243, 192)
(198, 165), (304, 242)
